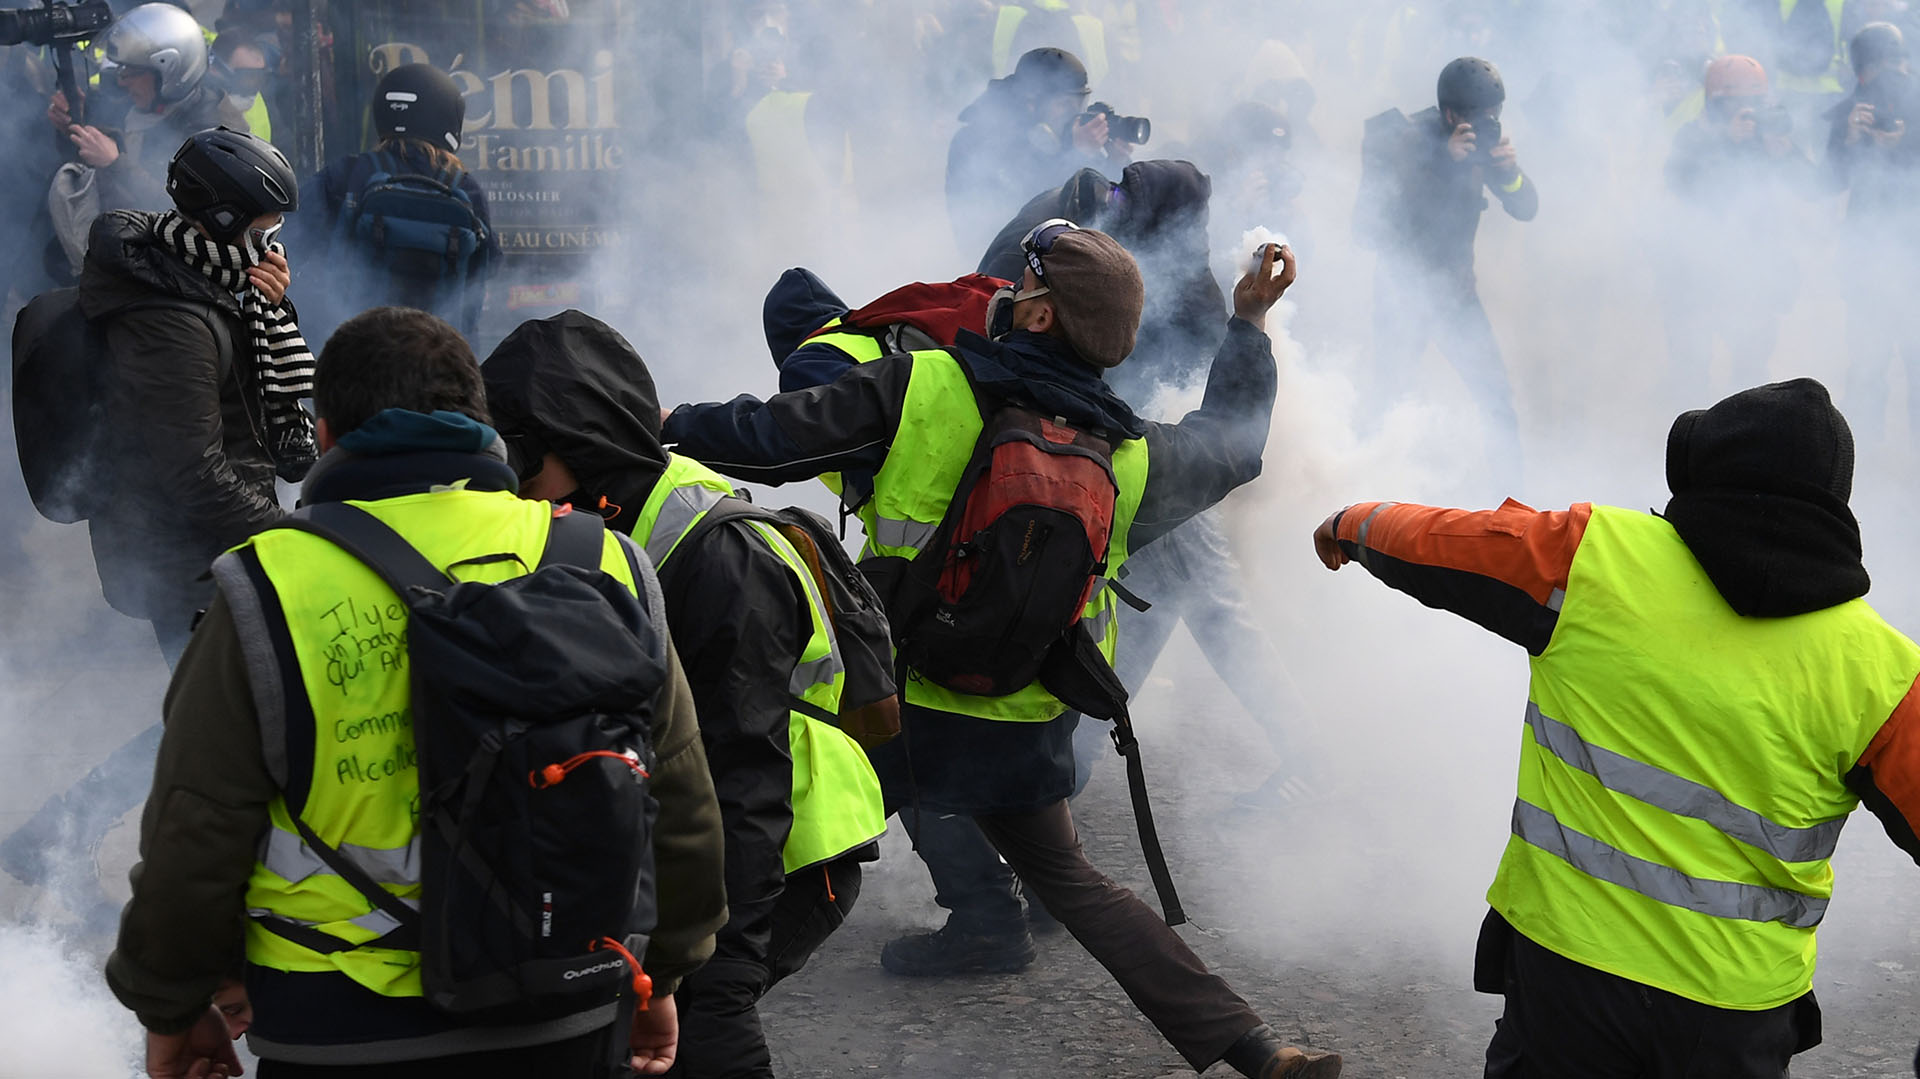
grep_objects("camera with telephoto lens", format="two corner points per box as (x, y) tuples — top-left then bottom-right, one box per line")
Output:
(0, 0), (112, 47)
(1081, 101), (1151, 145)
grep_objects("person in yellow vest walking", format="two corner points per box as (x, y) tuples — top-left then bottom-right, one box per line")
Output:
(1310, 377), (1920, 1076)
(482, 311), (888, 1079)
(665, 231), (1341, 1076)
(105, 307), (729, 1078)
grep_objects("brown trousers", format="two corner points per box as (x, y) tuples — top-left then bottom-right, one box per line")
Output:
(975, 799), (1263, 1071)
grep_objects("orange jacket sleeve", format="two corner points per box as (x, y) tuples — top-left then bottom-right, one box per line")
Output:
(1851, 677), (1920, 865)
(1333, 499), (1594, 655)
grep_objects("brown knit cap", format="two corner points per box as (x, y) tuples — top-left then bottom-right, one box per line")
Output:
(1041, 228), (1144, 368)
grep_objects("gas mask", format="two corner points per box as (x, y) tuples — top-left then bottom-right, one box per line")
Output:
(984, 283), (1050, 340)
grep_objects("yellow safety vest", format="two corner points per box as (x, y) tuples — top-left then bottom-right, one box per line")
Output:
(231, 490), (643, 998)
(632, 454), (886, 873)
(993, 3), (1109, 85)
(860, 349), (1147, 722)
(1487, 506), (1920, 1009)
(1774, 0), (1849, 95)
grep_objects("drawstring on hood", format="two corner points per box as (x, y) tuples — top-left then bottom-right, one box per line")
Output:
(1662, 378), (1869, 617)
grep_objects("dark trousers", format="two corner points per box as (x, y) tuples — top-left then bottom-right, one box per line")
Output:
(900, 807), (1026, 934)
(973, 799), (1261, 1071)
(1370, 269), (1522, 494)
(1484, 926), (1820, 1078)
(670, 853), (864, 1079)
(257, 1024), (623, 1078)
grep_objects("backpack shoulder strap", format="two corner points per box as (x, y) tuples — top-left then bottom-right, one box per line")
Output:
(536, 506), (608, 570)
(278, 502), (454, 603)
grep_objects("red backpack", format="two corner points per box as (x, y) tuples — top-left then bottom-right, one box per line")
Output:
(809, 274), (1008, 354)
(875, 396), (1120, 699)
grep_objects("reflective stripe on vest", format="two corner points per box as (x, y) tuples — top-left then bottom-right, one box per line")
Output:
(635, 455), (886, 872)
(237, 490), (641, 998)
(1487, 506), (1920, 1010)
(992, 3), (1109, 85)
(859, 350), (1147, 722)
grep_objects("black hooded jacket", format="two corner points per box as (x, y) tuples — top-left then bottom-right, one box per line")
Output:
(77, 209), (280, 620)
(482, 312), (818, 971)
(978, 159), (1226, 397)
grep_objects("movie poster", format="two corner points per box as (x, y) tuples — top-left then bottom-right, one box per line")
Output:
(329, 1), (644, 335)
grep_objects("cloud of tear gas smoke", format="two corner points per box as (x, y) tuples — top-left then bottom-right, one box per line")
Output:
(0, 924), (143, 1078)
(6, 0), (1919, 1071)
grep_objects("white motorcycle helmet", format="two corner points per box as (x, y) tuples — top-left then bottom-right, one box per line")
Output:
(101, 3), (209, 105)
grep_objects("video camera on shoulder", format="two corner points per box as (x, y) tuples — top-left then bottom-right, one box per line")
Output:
(1081, 101), (1150, 146)
(0, 0), (112, 47)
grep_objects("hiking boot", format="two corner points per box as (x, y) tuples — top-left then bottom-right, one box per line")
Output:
(879, 923), (1036, 976)
(1221, 1023), (1343, 1079)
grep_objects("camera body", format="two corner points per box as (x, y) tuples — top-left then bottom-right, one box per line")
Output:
(0, 0), (112, 47)
(1081, 101), (1151, 146)
(1466, 115), (1503, 162)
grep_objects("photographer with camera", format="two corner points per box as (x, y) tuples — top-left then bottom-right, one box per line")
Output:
(1661, 55), (1816, 401)
(1828, 22), (1920, 446)
(1354, 55), (1536, 491)
(946, 46), (1143, 253)
(43, 3), (244, 227)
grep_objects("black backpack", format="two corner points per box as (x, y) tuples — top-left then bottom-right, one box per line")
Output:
(672, 498), (901, 749)
(266, 503), (664, 1015)
(11, 288), (233, 523)
(337, 151), (489, 335)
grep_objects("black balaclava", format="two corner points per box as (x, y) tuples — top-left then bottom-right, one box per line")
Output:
(1662, 378), (1868, 617)
(480, 310), (667, 536)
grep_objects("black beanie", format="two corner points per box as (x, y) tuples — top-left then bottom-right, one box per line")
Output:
(374, 64), (466, 153)
(1662, 378), (1868, 617)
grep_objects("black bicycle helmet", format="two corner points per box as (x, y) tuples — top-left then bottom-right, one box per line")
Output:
(1010, 47), (1090, 97)
(373, 63), (467, 153)
(1438, 56), (1506, 112)
(166, 126), (298, 244)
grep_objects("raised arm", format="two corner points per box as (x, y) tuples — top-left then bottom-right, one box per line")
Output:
(1313, 499), (1593, 655)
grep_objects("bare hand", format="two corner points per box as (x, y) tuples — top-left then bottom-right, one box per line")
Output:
(1313, 511), (1350, 570)
(1489, 136), (1519, 178)
(146, 1007), (244, 1079)
(247, 250), (291, 306)
(1072, 110), (1109, 154)
(1761, 132), (1794, 158)
(46, 89), (73, 132)
(659, 405), (673, 428)
(1724, 106), (1758, 142)
(1231, 243), (1297, 330)
(629, 993), (679, 1075)
(1847, 102), (1876, 145)
(1872, 117), (1906, 148)
(69, 124), (118, 167)
(1447, 122), (1476, 162)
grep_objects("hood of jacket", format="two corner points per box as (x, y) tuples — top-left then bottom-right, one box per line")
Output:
(481, 309), (667, 535)
(1662, 378), (1869, 617)
(77, 209), (238, 322)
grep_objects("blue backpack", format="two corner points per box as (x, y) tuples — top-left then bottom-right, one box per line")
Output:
(337, 151), (489, 334)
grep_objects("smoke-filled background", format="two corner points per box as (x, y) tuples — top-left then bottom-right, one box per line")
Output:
(2, 0), (1918, 1075)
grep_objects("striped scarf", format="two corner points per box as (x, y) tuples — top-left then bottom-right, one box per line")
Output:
(155, 210), (317, 479)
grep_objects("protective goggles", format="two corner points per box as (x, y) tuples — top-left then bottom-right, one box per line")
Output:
(1021, 217), (1078, 284)
(247, 218), (284, 251)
